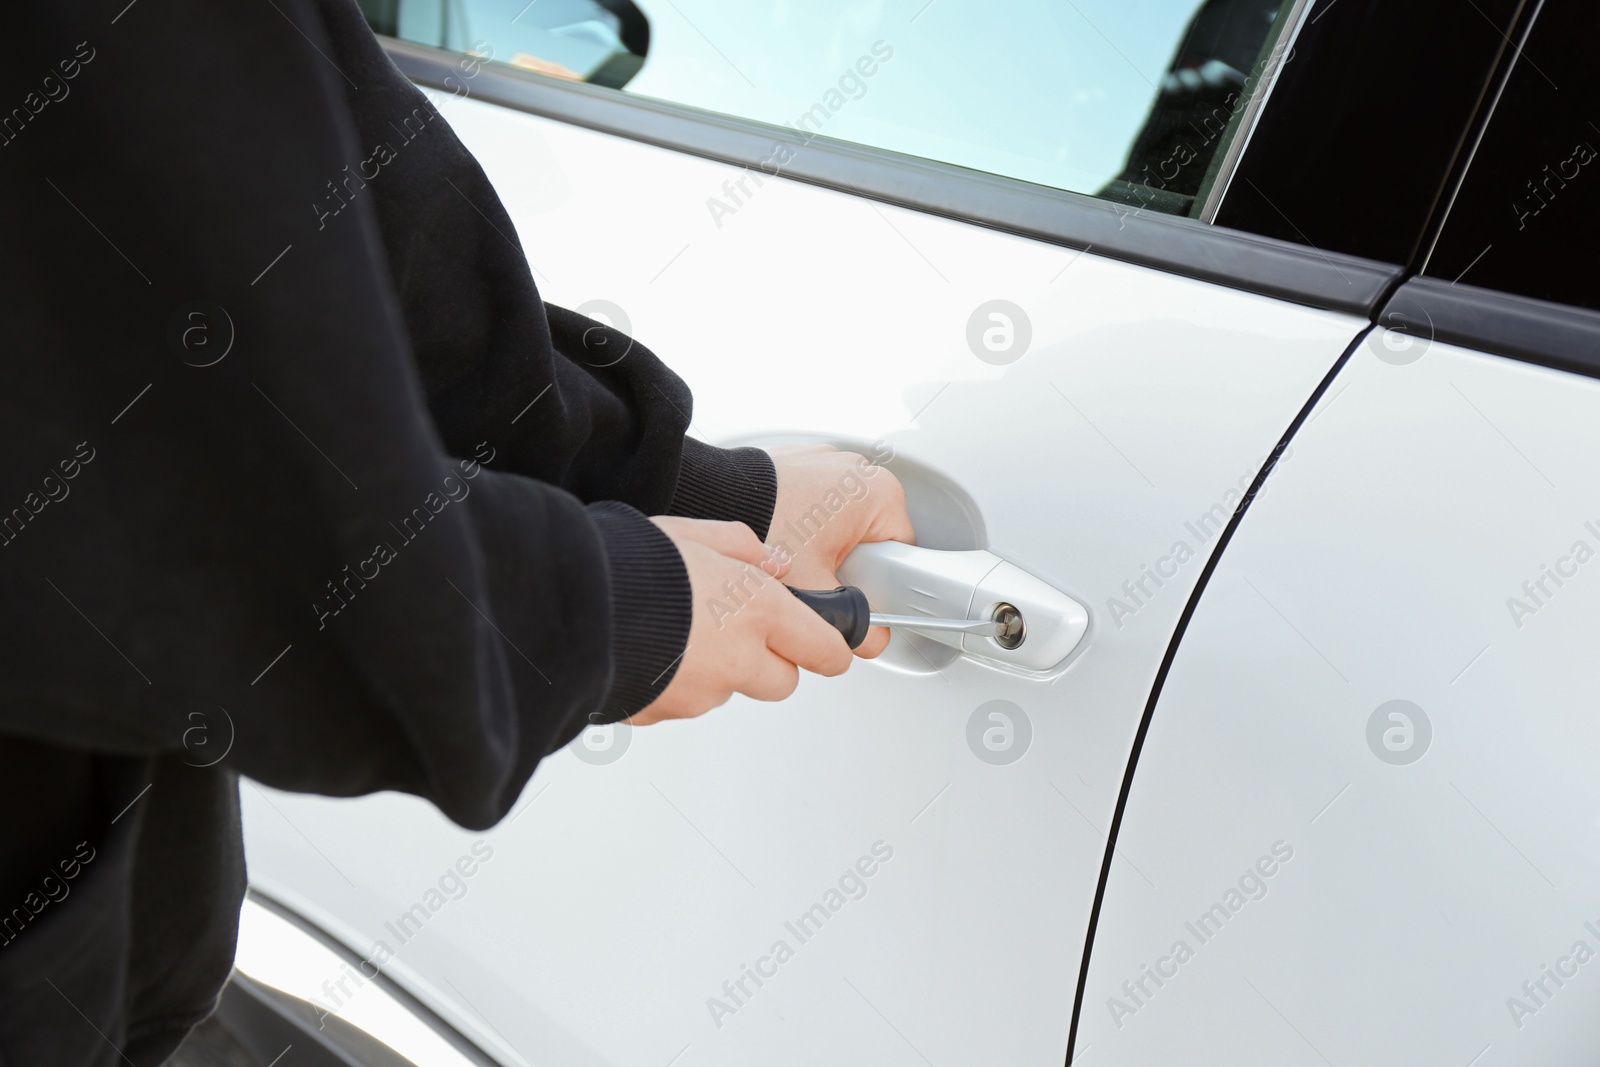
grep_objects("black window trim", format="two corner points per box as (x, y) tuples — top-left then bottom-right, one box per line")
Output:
(1379, 276), (1600, 380)
(382, 36), (1399, 316)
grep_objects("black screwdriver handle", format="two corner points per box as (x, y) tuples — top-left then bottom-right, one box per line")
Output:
(787, 585), (871, 649)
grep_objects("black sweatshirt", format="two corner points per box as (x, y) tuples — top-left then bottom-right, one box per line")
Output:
(0, 2), (777, 1063)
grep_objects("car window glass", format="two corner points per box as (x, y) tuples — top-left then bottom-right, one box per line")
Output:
(1424, 0), (1599, 310)
(360, 0), (1305, 218)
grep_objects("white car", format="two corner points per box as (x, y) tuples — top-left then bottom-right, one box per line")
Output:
(232, 0), (1600, 1064)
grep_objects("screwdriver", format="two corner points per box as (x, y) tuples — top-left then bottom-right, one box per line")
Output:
(788, 586), (1021, 650)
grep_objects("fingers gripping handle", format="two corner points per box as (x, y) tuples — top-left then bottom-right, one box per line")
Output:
(787, 586), (871, 650)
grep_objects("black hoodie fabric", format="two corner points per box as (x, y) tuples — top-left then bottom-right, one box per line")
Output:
(0, 2), (776, 1063)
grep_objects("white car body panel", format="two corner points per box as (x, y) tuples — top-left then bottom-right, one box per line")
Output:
(243, 90), (1365, 1065)
(1080, 333), (1600, 1063)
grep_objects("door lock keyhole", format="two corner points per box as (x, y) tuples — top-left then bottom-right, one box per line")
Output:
(992, 603), (1025, 649)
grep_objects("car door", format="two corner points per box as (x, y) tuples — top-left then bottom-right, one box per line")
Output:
(1078, 1), (1600, 1062)
(241, 2), (1408, 1063)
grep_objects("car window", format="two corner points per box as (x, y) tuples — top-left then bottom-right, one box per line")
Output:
(1424, 0), (1598, 310)
(361, 0), (652, 86)
(360, 0), (1306, 218)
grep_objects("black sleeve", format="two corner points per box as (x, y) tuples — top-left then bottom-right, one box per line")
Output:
(315, 2), (780, 538)
(0, 0), (727, 830)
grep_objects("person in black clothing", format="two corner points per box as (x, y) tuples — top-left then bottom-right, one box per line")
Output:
(0, 3), (914, 1063)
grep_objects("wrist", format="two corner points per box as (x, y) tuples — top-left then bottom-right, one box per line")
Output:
(587, 501), (692, 722)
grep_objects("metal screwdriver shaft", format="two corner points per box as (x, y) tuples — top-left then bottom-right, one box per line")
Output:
(866, 613), (1006, 637)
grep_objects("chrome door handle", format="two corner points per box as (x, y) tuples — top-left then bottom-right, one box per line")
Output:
(837, 541), (1089, 671)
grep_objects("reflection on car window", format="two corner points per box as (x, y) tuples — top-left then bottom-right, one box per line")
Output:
(359, 0), (650, 87)
(1424, 0), (1599, 311)
(363, 0), (1303, 217)
(1103, 0), (1292, 215)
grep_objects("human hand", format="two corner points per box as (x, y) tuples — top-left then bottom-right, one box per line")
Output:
(762, 444), (916, 658)
(628, 517), (854, 725)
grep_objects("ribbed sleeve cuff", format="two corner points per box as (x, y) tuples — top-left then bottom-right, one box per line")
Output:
(587, 501), (692, 722)
(670, 438), (779, 541)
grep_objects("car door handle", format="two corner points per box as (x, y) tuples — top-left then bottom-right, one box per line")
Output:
(836, 541), (1089, 671)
